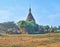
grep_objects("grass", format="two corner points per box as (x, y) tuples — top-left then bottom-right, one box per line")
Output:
(0, 33), (60, 47)
(39, 37), (60, 45)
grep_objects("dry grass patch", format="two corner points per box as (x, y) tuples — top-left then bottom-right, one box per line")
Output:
(0, 33), (60, 47)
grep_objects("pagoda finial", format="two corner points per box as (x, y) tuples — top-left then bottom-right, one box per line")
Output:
(29, 7), (31, 13)
(29, 4), (31, 13)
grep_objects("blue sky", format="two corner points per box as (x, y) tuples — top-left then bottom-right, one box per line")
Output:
(0, 0), (60, 26)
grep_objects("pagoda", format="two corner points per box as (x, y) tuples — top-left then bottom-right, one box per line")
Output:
(26, 8), (35, 23)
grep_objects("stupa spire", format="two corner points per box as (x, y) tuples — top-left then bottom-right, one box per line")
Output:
(26, 7), (36, 23)
(29, 7), (31, 13)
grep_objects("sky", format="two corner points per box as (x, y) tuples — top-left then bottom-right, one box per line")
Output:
(0, 0), (60, 26)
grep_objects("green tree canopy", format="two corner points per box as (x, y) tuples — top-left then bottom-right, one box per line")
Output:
(43, 25), (50, 30)
(18, 21), (39, 33)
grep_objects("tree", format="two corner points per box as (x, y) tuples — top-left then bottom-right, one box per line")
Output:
(54, 26), (57, 31)
(43, 25), (50, 30)
(58, 26), (60, 30)
(0, 22), (18, 33)
(18, 21), (39, 34)
(43, 25), (50, 33)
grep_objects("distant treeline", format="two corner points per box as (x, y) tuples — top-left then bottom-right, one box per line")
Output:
(0, 21), (60, 34)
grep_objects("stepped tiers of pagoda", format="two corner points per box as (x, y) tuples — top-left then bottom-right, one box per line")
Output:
(26, 8), (35, 23)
